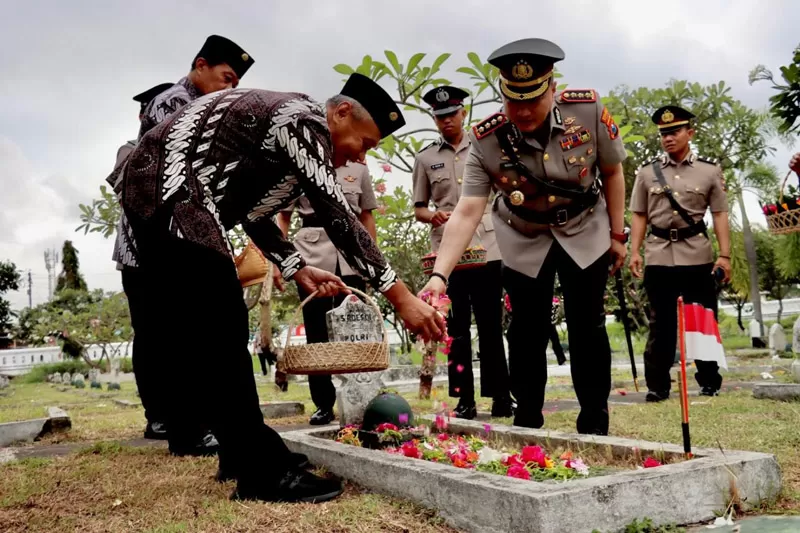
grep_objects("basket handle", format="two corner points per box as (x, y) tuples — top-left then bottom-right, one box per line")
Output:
(779, 170), (794, 205)
(283, 286), (389, 352)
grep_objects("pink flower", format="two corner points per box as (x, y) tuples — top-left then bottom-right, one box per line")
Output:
(504, 294), (512, 313)
(483, 423), (492, 436)
(380, 163), (392, 173)
(375, 182), (387, 194)
(454, 387), (460, 394)
(456, 364), (464, 373)
(569, 458), (590, 476)
(521, 446), (549, 468)
(400, 441), (421, 459)
(437, 433), (449, 442)
(398, 413), (409, 425)
(552, 297), (560, 304)
(435, 414), (448, 430)
(376, 423), (399, 432)
(507, 465), (531, 480)
(643, 457), (662, 468)
(503, 454), (525, 469)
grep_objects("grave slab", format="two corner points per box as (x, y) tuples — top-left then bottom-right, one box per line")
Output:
(113, 399), (141, 408)
(753, 382), (800, 401)
(259, 401), (304, 419)
(281, 418), (781, 533)
(0, 419), (49, 447)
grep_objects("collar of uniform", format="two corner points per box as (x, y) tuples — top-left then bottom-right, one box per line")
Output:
(437, 134), (470, 153)
(550, 104), (565, 133)
(662, 151), (696, 167)
(178, 76), (203, 101)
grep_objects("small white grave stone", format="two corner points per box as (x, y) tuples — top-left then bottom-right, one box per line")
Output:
(52, 373), (62, 384)
(792, 316), (800, 354)
(326, 294), (383, 344)
(0, 375), (9, 389)
(61, 372), (71, 384)
(336, 372), (385, 428)
(769, 323), (787, 356)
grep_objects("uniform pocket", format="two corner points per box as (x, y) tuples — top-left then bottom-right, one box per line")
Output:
(429, 171), (454, 205)
(683, 184), (708, 210)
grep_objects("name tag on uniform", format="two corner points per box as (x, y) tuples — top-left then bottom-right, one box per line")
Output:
(430, 163), (445, 170)
(500, 162), (516, 170)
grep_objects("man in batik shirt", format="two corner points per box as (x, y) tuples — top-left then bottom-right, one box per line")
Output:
(111, 73), (444, 503)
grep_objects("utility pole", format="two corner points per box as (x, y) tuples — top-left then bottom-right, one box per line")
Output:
(27, 270), (32, 308)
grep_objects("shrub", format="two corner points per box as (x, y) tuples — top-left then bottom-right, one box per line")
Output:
(19, 360), (91, 383)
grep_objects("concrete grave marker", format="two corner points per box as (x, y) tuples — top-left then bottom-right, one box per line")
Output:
(793, 316), (800, 354)
(326, 294), (383, 344)
(72, 374), (85, 389)
(336, 371), (385, 427)
(88, 368), (102, 389)
(769, 324), (787, 357)
(52, 373), (62, 384)
(61, 372), (71, 384)
(0, 375), (8, 389)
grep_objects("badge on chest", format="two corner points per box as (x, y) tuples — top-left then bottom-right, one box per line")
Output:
(431, 163), (445, 170)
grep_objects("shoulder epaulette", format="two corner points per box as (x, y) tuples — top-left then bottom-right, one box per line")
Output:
(473, 113), (507, 140)
(559, 89), (597, 103)
(696, 155), (719, 165)
(637, 158), (660, 172)
(418, 140), (437, 153)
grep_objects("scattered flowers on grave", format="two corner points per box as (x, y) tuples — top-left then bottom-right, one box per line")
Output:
(642, 457), (663, 468)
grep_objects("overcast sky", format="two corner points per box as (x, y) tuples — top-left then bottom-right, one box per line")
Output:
(1, 0), (798, 311)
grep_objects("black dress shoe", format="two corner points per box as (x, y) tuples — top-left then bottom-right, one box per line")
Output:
(513, 410), (544, 429)
(645, 390), (670, 403)
(453, 401), (477, 420)
(700, 387), (719, 397)
(170, 432), (220, 457)
(232, 468), (343, 503)
(309, 408), (335, 426)
(144, 421), (168, 440)
(490, 397), (516, 418)
(215, 452), (311, 483)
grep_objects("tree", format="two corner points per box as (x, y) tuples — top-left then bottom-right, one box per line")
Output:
(55, 240), (87, 293)
(754, 230), (797, 324)
(76, 185), (120, 239)
(750, 44), (800, 135)
(0, 260), (21, 342)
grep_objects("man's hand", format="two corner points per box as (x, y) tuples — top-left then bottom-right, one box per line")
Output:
(395, 292), (445, 342)
(292, 266), (349, 298)
(713, 256), (732, 284)
(430, 211), (451, 228)
(271, 262), (285, 292)
(790, 153), (800, 176)
(629, 253), (644, 279)
(609, 240), (627, 276)
(418, 276), (448, 304)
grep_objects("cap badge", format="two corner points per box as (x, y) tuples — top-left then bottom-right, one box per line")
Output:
(661, 109), (674, 123)
(511, 61), (534, 80)
(389, 111), (399, 122)
(509, 190), (525, 206)
(435, 89), (449, 102)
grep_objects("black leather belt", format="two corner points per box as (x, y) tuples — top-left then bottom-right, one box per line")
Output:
(501, 192), (599, 227)
(649, 223), (707, 242)
(302, 216), (323, 228)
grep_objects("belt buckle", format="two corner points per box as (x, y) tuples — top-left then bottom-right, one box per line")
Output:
(669, 228), (679, 242)
(556, 209), (568, 226)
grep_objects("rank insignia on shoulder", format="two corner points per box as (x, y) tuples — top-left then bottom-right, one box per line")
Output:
(419, 140), (437, 153)
(431, 163), (445, 170)
(473, 113), (507, 140)
(696, 155), (719, 165)
(559, 90), (597, 103)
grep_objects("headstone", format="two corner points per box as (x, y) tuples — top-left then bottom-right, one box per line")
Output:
(88, 369), (102, 389)
(61, 372), (71, 384)
(326, 294), (383, 343)
(792, 358), (800, 384)
(769, 324), (787, 356)
(52, 373), (62, 384)
(793, 317), (800, 354)
(0, 375), (9, 389)
(107, 359), (121, 391)
(72, 375), (85, 389)
(107, 382), (121, 391)
(336, 371), (385, 427)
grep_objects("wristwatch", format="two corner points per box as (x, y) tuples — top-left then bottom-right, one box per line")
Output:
(611, 231), (628, 244)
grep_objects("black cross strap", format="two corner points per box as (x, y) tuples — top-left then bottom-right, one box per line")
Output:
(652, 163), (707, 238)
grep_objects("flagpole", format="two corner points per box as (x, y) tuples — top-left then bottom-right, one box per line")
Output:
(677, 296), (693, 459)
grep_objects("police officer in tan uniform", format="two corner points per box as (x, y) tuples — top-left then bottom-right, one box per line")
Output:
(276, 161), (378, 425)
(420, 38), (628, 435)
(629, 105), (731, 401)
(413, 86), (513, 419)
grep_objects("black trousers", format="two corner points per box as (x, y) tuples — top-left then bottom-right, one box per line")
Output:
(297, 274), (366, 412)
(504, 242), (611, 435)
(133, 231), (290, 486)
(549, 325), (566, 364)
(644, 264), (722, 393)
(121, 268), (166, 426)
(446, 260), (510, 402)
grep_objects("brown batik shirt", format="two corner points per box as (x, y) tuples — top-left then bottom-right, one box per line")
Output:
(108, 88), (398, 293)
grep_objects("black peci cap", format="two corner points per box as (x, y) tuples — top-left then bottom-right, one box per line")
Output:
(133, 82), (173, 113)
(652, 105), (696, 133)
(488, 38), (565, 101)
(194, 35), (254, 79)
(340, 73), (405, 138)
(422, 86), (470, 116)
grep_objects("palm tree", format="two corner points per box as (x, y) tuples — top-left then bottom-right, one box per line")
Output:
(726, 162), (781, 336)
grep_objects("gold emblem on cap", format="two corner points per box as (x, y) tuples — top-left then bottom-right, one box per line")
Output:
(510, 190), (525, 206)
(662, 109), (675, 123)
(241, 53), (249, 61)
(511, 61), (534, 80)
(389, 111), (399, 121)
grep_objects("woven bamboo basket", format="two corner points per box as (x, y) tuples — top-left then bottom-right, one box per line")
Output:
(235, 240), (269, 288)
(421, 247), (487, 276)
(766, 171), (800, 235)
(278, 287), (389, 375)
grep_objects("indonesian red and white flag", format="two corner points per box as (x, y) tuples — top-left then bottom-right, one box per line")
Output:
(682, 303), (728, 370)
